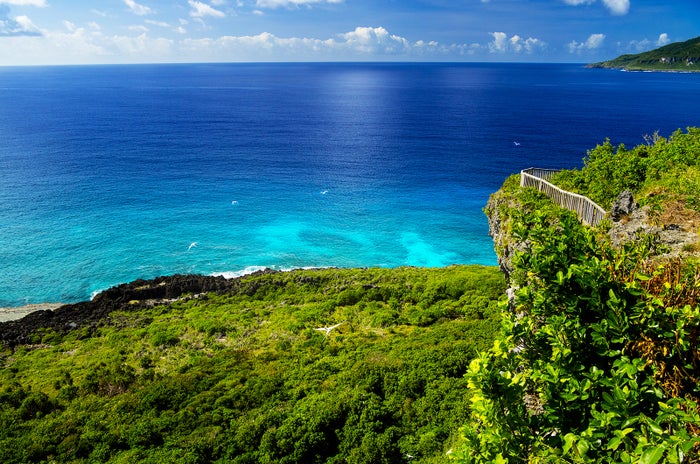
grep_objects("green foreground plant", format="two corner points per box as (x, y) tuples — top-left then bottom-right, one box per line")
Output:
(456, 175), (700, 463)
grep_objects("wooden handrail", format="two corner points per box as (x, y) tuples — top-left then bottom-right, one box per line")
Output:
(520, 168), (607, 227)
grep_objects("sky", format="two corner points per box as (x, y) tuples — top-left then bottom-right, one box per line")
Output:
(0, 0), (698, 65)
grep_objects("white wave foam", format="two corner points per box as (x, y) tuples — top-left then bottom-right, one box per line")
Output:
(211, 266), (270, 279)
(211, 265), (330, 280)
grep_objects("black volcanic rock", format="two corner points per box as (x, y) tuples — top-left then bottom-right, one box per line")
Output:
(0, 270), (278, 348)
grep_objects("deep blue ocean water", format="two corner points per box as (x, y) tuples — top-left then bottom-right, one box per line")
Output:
(1, 62), (699, 307)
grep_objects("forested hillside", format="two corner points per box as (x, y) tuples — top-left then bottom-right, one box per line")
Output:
(589, 36), (700, 71)
(0, 266), (505, 463)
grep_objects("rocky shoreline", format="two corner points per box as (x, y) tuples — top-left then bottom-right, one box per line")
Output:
(0, 270), (278, 348)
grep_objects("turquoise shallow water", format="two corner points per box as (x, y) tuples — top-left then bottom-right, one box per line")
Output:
(1, 62), (699, 307)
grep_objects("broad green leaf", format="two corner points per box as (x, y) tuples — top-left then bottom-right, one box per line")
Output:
(639, 444), (667, 464)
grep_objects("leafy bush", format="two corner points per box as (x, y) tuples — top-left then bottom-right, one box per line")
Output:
(552, 127), (700, 211)
(457, 178), (700, 463)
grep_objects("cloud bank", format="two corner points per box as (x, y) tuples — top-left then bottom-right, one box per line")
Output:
(489, 32), (546, 54)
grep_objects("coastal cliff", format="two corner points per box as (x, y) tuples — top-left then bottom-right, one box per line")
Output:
(459, 133), (700, 462)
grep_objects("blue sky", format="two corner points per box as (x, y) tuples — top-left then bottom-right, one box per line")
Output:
(0, 0), (697, 65)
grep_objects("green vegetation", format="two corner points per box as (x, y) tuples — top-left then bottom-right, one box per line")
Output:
(552, 127), (700, 217)
(589, 36), (700, 72)
(0, 266), (505, 463)
(456, 130), (700, 462)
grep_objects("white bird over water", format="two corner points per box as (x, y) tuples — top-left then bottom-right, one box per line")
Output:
(320, 190), (328, 195)
(513, 141), (521, 146)
(314, 322), (345, 336)
(187, 242), (197, 251)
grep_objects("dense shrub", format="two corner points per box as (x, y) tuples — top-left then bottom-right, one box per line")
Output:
(552, 127), (700, 210)
(457, 174), (700, 463)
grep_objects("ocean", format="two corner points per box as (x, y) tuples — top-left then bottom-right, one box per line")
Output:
(1, 62), (699, 307)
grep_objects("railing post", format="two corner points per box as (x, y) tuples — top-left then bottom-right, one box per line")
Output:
(520, 168), (607, 227)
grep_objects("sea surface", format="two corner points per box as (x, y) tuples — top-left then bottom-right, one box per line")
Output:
(1, 62), (699, 307)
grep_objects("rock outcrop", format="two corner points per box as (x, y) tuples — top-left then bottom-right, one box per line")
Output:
(484, 188), (527, 280)
(0, 270), (278, 348)
(610, 190), (638, 222)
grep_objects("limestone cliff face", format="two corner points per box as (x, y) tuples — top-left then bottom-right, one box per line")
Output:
(484, 184), (529, 281)
(485, 185), (699, 285)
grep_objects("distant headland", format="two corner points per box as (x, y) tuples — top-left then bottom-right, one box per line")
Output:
(588, 35), (700, 72)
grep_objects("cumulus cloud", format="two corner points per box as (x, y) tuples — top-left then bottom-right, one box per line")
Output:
(255, 0), (343, 8)
(123, 0), (153, 16)
(489, 32), (546, 54)
(622, 33), (671, 53)
(601, 0), (629, 15)
(339, 26), (409, 54)
(0, 5), (41, 36)
(568, 33), (605, 53)
(189, 0), (225, 18)
(563, 0), (630, 15)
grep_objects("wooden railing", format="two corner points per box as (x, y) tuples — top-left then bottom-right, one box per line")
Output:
(520, 168), (607, 227)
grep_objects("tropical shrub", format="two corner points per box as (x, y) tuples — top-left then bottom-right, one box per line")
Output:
(457, 178), (700, 463)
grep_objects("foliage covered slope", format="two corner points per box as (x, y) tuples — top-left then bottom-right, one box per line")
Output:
(0, 266), (505, 463)
(589, 36), (700, 72)
(553, 127), (700, 229)
(457, 131), (700, 463)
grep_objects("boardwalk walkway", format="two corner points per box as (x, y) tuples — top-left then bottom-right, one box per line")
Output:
(520, 168), (607, 227)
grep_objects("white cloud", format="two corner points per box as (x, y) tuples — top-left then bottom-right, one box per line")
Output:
(622, 33), (671, 53)
(145, 19), (170, 28)
(0, 8), (41, 36)
(1, 0), (47, 6)
(339, 26), (409, 54)
(129, 24), (149, 33)
(13, 14), (37, 30)
(489, 31), (507, 52)
(189, 0), (225, 18)
(563, 0), (630, 15)
(489, 32), (546, 54)
(123, 0), (153, 16)
(568, 33), (605, 53)
(601, 0), (629, 15)
(255, 0), (343, 8)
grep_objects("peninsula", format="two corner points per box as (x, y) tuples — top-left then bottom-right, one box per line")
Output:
(589, 35), (700, 72)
